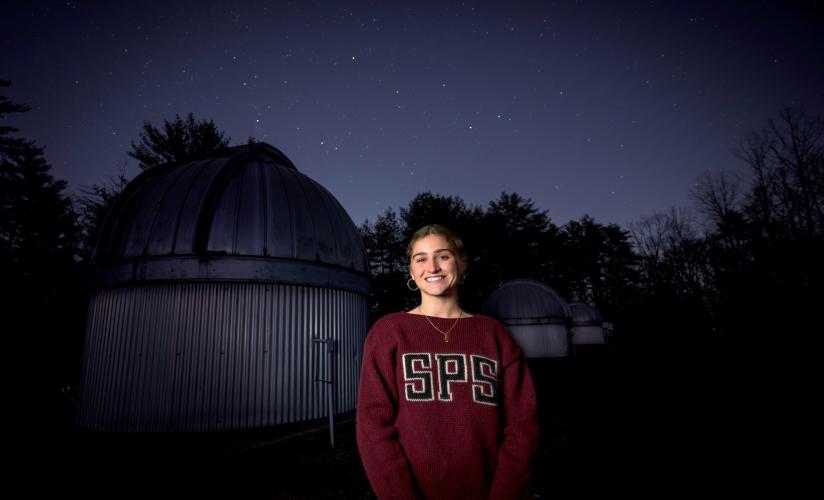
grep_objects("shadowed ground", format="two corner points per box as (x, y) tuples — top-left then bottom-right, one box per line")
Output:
(16, 345), (740, 497)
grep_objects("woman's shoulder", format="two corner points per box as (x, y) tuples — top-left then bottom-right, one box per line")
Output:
(364, 313), (404, 348)
(470, 315), (524, 356)
(379, 310), (412, 322)
(467, 312), (506, 329)
(369, 311), (413, 332)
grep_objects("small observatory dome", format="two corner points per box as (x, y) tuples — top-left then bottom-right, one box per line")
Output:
(482, 279), (572, 358)
(76, 143), (370, 432)
(569, 302), (606, 345)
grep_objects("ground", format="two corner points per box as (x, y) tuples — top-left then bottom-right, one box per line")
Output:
(16, 349), (661, 498)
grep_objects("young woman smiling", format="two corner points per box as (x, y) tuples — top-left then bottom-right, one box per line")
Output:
(356, 224), (539, 499)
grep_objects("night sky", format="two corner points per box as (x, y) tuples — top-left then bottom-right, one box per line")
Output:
(3, 0), (822, 227)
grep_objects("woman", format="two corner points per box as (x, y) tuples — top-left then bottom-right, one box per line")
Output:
(356, 224), (539, 499)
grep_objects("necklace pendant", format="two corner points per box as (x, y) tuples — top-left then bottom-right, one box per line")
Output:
(419, 307), (462, 344)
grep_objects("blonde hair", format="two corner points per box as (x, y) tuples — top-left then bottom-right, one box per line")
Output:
(406, 224), (468, 271)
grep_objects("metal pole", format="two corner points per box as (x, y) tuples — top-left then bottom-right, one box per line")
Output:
(312, 337), (337, 449)
(327, 338), (336, 449)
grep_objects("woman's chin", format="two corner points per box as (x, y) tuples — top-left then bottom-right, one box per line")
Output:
(422, 284), (457, 297)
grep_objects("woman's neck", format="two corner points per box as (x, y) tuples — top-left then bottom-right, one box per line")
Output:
(416, 295), (463, 318)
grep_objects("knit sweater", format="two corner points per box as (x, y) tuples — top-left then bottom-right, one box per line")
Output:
(356, 312), (539, 500)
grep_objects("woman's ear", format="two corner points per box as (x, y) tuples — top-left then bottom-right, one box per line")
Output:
(458, 258), (469, 284)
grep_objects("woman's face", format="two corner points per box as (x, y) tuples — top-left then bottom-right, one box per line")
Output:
(409, 234), (463, 298)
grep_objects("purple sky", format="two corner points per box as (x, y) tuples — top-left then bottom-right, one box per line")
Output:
(3, 0), (822, 227)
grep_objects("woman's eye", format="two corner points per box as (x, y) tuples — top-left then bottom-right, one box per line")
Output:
(440, 255), (450, 260)
(415, 258), (425, 263)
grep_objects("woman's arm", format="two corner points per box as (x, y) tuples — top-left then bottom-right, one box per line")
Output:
(356, 321), (419, 499)
(488, 338), (539, 499)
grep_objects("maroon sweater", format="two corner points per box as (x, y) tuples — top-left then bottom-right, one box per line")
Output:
(356, 312), (539, 499)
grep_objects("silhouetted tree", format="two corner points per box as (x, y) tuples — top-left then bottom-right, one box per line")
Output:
(1, 80), (83, 400)
(690, 170), (745, 226)
(739, 107), (824, 241)
(482, 192), (559, 285)
(594, 222), (639, 318)
(683, 109), (824, 452)
(75, 167), (129, 264)
(399, 192), (482, 240)
(128, 112), (230, 169)
(703, 108), (824, 358)
(559, 215), (638, 317)
(0, 79), (31, 158)
(360, 208), (407, 320)
(689, 169), (757, 342)
(1, 80), (78, 285)
(362, 207), (405, 275)
(559, 215), (604, 303)
(630, 208), (712, 301)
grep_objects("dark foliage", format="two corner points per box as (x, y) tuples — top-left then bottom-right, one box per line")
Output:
(75, 169), (129, 264)
(128, 112), (230, 169)
(1, 80), (85, 399)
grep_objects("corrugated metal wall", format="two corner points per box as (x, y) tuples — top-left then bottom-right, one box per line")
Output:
(76, 282), (368, 432)
(571, 325), (607, 346)
(509, 324), (571, 358)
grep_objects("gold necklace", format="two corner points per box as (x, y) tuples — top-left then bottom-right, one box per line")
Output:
(418, 306), (462, 342)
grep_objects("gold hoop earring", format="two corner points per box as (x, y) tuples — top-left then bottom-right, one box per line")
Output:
(407, 278), (419, 291)
(459, 273), (467, 284)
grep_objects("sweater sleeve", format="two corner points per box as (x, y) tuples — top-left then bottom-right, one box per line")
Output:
(488, 329), (540, 500)
(356, 318), (419, 500)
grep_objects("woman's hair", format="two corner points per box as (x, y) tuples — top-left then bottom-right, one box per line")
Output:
(406, 224), (468, 269)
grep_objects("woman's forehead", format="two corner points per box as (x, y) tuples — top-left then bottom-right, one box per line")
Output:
(412, 234), (452, 251)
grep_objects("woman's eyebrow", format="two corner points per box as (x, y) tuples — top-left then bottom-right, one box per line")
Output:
(411, 248), (452, 258)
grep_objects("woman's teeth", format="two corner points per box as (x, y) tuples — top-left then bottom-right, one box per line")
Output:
(426, 276), (444, 282)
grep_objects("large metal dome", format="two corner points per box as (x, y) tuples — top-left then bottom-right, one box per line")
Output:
(77, 143), (370, 432)
(482, 279), (572, 358)
(92, 142), (368, 293)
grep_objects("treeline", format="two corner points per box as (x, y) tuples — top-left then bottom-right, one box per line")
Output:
(631, 108), (823, 360)
(362, 107), (824, 366)
(359, 193), (636, 323)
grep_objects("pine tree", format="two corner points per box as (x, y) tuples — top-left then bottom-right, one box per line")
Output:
(1, 79), (83, 398)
